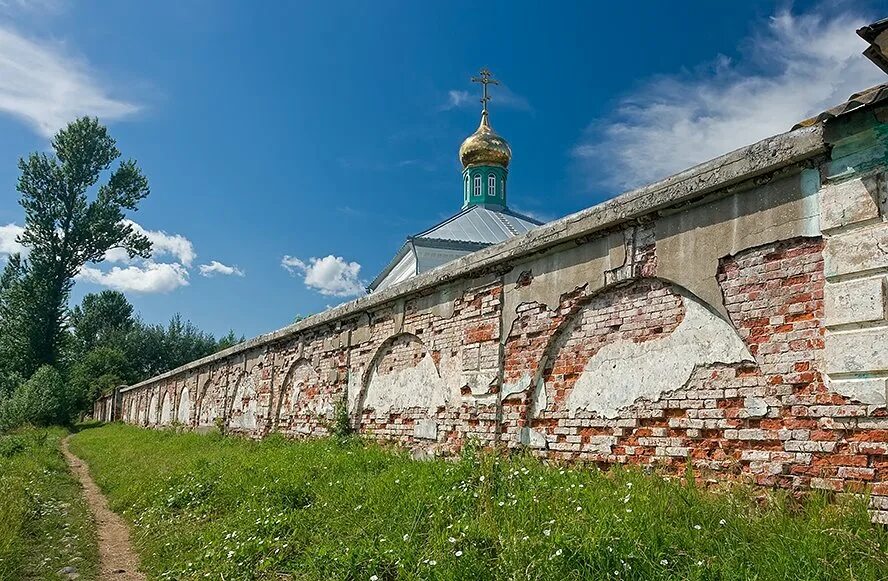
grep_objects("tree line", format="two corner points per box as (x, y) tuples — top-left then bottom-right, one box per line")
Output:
(0, 118), (241, 431)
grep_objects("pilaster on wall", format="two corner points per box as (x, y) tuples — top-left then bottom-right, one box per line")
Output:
(821, 173), (888, 405)
(819, 119), (888, 522)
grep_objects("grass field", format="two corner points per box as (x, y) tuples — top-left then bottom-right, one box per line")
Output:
(71, 424), (888, 581)
(0, 427), (98, 580)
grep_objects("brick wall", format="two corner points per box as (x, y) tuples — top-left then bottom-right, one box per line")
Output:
(114, 103), (888, 521)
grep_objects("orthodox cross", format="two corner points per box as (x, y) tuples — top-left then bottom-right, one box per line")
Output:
(471, 68), (499, 114)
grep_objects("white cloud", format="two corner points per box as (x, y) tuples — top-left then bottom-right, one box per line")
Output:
(0, 25), (139, 138)
(574, 8), (885, 191)
(442, 86), (531, 112)
(105, 220), (195, 267)
(87, 219), (195, 293)
(0, 223), (26, 256)
(446, 90), (472, 109)
(77, 262), (189, 294)
(282, 254), (366, 297)
(199, 260), (244, 278)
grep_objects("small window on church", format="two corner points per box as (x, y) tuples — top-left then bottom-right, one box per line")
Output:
(488, 174), (496, 196)
(474, 175), (481, 196)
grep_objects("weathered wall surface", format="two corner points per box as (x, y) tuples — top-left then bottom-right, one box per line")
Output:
(114, 92), (888, 522)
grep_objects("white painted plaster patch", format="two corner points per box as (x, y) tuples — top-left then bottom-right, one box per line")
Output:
(519, 426), (547, 448)
(563, 296), (752, 418)
(501, 373), (531, 400)
(414, 419), (438, 440)
(198, 383), (219, 426)
(229, 376), (257, 430)
(828, 377), (887, 406)
(364, 352), (449, 416)
(147, 393), (157, 424)
(160, 393), (173, 425)
(177, 388), (192, 424)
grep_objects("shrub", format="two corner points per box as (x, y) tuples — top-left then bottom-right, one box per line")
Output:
(0, 366), (75, 431)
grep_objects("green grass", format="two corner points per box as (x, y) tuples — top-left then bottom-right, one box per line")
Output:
(70, 424), (888, 581)
(0, 427), (98, 580)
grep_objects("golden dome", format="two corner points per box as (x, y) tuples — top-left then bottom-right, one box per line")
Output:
(459, 111), (511, 169)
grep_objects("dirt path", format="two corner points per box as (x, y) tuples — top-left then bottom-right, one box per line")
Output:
(61, 436), (145, 581)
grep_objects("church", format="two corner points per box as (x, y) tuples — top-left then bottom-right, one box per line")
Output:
(368, 70), (544, 293)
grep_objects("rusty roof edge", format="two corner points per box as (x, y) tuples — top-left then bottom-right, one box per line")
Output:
(122, 117), (837, 393)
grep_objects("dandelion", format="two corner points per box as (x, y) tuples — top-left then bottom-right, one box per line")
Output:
(371, 576), (379, 581)
(455, 550), (463, 557)
(696, 560), (704, 566)
(660, 559), (669, 566)
(543, 529), (551, 537)
(429, 560), (437, 566)
(498, 501), (505, 507)
(694, 524), (701, 530)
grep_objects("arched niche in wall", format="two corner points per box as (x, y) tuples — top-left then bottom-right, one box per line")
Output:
(147, 391), (159, 425)
(196, 378), (220, 427)
(177, 384), (192, 425)
(524, 277), (754, 427)
(126, 398), (135, 423)
(357, 332), (449, 429)
(227, 371), (258, 432)
(277, 358), (324, 434)
(159, 390), (173, 425)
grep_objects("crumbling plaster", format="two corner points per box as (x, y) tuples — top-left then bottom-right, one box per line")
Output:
(561, 296), (752, 418)
(109, 99), (888, 523)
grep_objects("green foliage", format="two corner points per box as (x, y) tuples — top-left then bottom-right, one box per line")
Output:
(11, 117), (151, 376)
(69, 290), (135, 354)
(216, 330), (244, 351)
(123, 313), (221, 380)
(0, 427), (98, 580)
(328, 397), (354, 441)
(71, 424), (888, 581)
(0, 366), (76, 431)
(68, 347), (129, 408)
(0, 118), (241, 431)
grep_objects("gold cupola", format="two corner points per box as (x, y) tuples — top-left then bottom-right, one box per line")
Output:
(459, 110), (512, 169)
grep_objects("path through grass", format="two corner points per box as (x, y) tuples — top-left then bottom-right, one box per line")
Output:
(71, 424), (888, 580)
(0, 427), (98, 580)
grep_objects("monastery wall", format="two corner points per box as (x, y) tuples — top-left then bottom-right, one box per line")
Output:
(101, 93), (888, 522)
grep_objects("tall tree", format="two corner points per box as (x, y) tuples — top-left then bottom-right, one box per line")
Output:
(14, 117), (152, 374)
(69, 290), (136, 354)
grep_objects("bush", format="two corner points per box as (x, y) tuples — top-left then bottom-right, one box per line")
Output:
(0, 366), (75, 431)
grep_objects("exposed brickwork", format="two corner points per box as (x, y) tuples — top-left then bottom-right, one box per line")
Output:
(114, 214), (888, 520)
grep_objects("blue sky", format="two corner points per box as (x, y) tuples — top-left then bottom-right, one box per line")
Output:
(0, 0), (884, 338)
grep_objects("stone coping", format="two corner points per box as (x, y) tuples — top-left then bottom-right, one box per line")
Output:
(122, 123), (828, 393)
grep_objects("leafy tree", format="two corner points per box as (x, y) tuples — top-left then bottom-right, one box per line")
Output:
(216, 330), (244, 351)
(68, 346), (131, 411)
(0, 366), (72, 430)
(124, 314), (219, 379)
(69, 290), (136, 354)
(13, 117), (151, 375)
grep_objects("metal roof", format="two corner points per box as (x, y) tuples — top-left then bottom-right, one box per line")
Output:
(413, 205), (543, 245)
(369, 205), (545, 291)
(793, 84), (888, 129)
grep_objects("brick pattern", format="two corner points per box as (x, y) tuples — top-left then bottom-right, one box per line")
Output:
(277, 360), (333, 438)
(117, 235), (888, 520)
